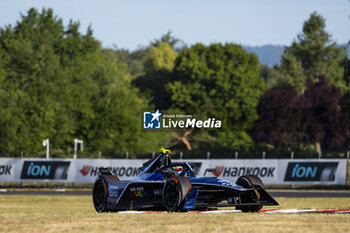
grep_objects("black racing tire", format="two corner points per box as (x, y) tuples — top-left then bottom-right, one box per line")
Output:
(163, 176), (191, 212)
(235, 175), (264, 213)
(92, 177), (108, 212)
(249, 175), (264, 188)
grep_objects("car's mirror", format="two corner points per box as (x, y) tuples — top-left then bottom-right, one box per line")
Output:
(204, 168), (216, 176)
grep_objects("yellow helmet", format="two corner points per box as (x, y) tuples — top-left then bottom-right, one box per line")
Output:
(161, 147), (171, 154)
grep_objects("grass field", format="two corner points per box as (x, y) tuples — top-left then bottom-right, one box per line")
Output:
(0, 196), (350, 233)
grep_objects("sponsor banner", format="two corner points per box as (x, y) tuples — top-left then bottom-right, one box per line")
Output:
(0, 158), (75, 182)
(195, 159), (279, 184)
(0, 158), (148, 183)
(74, 159), (147, 183)
(190, 159), (347, 185)
(0, 158), (16, 181)
(21, 161), (70, 180)
(0, 158), (347, 184)
(284, 162), (339, 182)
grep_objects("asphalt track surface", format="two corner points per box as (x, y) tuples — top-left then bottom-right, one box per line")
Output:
(0, 190), (350, 198)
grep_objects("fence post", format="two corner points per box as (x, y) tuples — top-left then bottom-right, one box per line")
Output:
(318, 152), (321, 159)
(42, 138), (49, 159)
(207, 152), (210, 160)
(152, 152), (155, 158)
(291, 151), (296, 189)
(20, 151), (23, 187)
(125, 152), (129, 159)
(180, 152), (183, 160)
(74, 139), (83, 159)
(262, 151), (266, 159)
(98, 152), (101, 159)
(347, 151), (349, 159)
(235, 151), (238, 159)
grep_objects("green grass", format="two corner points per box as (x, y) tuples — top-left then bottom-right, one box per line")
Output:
(0, 196), (350, 233)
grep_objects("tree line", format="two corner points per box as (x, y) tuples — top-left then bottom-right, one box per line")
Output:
(0, 9), (348, 157)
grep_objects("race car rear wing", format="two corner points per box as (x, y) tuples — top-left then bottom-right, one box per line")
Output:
(98, 167), (119, 182)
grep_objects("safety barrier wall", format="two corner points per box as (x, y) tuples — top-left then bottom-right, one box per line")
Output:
(0, 158), (347, 185)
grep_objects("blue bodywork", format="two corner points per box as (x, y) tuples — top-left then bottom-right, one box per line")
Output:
(136, 153), (246, 190)
(104, 153), (248, 211)
(93, 151), (279, 212)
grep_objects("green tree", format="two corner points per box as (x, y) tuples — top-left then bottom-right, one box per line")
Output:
(0, 8), (168, 157)
(133, 42), (178, 109)
(112, 46), (150, 76)
(167, 43), (265, 150)
(151, 31), (184, 51)
(277, 12), (346, 94)
(259, 64), (279, 88)
(145, 42), (178, 72)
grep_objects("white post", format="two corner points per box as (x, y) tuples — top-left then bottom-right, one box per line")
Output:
(347, 151), (349, 159)
(291, 151), (294, 159)
(74, 139), (83, 159)
(262, 151), (266, 159)
(152, 152), (155, 158)
(235, 151), (238, 159)
(42, 138), (49, 159)
(180, 152), (183, 160)
(318, 152), (321, 159)
(207, 152), (210, 160)
(126, 152), (129, 159)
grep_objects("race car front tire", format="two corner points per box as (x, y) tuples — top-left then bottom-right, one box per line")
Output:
(92, 177), (108, 212)
(235, 175), (263, 213)
(163, 176), (191, 212)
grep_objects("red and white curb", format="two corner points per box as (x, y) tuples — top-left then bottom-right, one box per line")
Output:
(117, 209), (350, 214)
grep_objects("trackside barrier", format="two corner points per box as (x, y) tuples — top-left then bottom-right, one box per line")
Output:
(0, 158), (347, 185)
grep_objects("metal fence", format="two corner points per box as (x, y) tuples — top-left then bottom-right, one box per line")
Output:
(1, 150), (349, 160)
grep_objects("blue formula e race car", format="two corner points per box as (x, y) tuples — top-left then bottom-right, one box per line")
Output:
(92, 149), (279, 212)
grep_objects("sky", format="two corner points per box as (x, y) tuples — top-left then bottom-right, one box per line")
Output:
(0, 0), (349, 50)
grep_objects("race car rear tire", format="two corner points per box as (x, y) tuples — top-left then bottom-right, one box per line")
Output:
(235, 175), (263, 213)
(163, 176), (191, 212)
(92, 177), (108, 212)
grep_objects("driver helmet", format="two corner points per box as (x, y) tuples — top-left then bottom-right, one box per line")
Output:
(171, 166), (183, 174)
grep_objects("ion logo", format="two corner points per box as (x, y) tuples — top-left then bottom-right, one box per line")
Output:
(26, 162), (51, 176)
(291, 164), (317, 178)
(284, 162), (338, 182)
(143, 110), (161, 129)
(21, 161), (70, 180)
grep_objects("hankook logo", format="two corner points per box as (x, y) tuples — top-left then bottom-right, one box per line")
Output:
(80, 165), (141, 177)
(80, 165), (91, 176)
(212, 166), (224, 177)
(207, 166), (275, 178)
(0, 165), (11, 175)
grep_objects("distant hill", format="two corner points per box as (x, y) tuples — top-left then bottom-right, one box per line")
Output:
(243, 44), (349, 68)
(243, 45), (285, 67)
